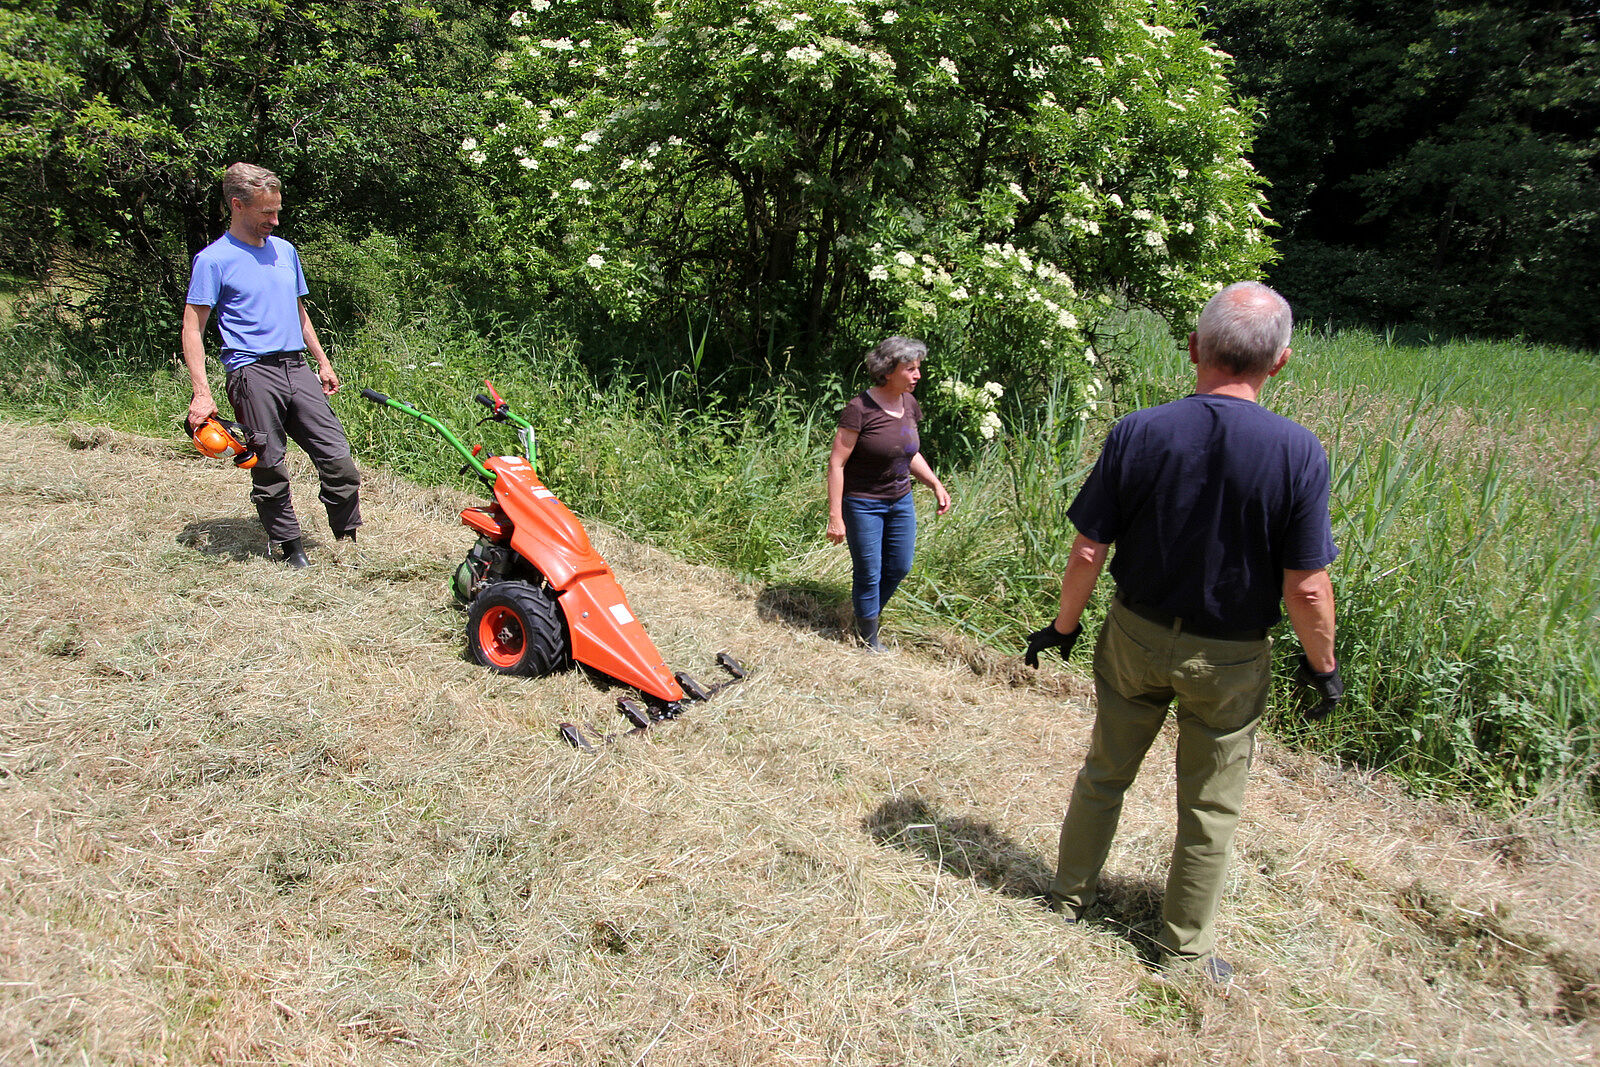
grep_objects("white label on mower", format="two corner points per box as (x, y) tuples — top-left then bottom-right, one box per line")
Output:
(609, 603), (634, 625)
(532, 488), (555, 499)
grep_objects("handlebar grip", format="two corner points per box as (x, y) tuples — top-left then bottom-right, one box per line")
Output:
(474, 394), (496, 410)
(360, 388), (389, 404)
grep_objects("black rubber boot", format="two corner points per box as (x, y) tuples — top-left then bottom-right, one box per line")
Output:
(853, 614), (887, 653)
(277, 537), (310, 569)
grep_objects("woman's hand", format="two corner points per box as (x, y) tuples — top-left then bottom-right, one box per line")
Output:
(934, 483), (952, 515)
(826, 515), (846, 544)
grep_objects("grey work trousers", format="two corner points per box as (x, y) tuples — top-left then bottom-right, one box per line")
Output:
(1051, 598), (1271, 968)
(225, 353), (361, 545)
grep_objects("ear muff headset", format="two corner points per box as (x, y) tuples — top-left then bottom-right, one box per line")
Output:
(187, 415), (259, 468)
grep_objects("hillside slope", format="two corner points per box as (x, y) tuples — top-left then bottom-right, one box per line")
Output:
(1, 419), (1596, 1065)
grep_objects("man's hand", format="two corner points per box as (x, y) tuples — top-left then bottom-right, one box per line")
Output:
(1025, 622), (1081, 668)
(188, 394), (218, 431)
(1295, 654), (1344, 720)
(317, 362), (341, 395)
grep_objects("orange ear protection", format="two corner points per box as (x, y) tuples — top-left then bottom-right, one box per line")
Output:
(187, 415), (259, 468)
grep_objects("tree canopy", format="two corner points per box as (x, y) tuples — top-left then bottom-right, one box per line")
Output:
(462, 0), (1272, 387)
(1205, 0), (1600, 349)
(0, 0), (507, 322)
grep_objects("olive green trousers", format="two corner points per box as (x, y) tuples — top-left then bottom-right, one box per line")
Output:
(1051, 599), (1272, 967)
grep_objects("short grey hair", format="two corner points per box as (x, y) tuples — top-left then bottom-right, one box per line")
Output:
(1196, 281), (1293, 376)
(864, 336), (927, 384)
(222, 162), (282, 210)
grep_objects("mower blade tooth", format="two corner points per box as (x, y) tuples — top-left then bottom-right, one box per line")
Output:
(675, 672), (712, 702)
(558, 723), (595, 753)
(715, 652), (747, 680)
(616, 698), (651, 731)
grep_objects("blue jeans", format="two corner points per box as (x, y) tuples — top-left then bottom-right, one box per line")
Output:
(842, 492), (917, 619)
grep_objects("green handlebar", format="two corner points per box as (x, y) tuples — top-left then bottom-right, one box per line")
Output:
(360, 388), (497, 485)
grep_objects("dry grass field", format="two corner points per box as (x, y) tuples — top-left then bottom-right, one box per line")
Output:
(2, 418), (1597, 1065)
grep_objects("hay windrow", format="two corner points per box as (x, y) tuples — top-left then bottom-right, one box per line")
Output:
(1, 418), (1597, 1065)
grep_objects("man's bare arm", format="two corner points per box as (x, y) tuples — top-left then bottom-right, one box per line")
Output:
(1283, 567), (1336, 672)
(181, 303), (216, 429)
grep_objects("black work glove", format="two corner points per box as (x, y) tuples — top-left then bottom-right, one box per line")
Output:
(1024, 622), (1082, 668)
(1294, 654), (1344, 720)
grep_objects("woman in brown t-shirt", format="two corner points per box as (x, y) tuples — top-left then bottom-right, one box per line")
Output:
(825, 337), (952, 651)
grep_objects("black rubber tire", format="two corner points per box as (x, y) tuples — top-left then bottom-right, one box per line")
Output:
(466, 580), (572, 676)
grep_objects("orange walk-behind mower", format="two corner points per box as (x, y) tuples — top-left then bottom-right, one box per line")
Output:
(360, 383), (745, 750)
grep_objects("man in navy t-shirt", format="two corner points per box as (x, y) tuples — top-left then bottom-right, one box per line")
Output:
(1023, 281), (1343, 982)
(181, 163), (360, 568)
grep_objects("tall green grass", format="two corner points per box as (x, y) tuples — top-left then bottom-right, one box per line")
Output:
(3, 304), (1596, 813)
(1119, 328), (1600, 809)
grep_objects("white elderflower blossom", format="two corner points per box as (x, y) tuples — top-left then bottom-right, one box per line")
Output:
(979, 411), (1001, 440)
(542, 136), (561, 148)
(983, 380), (1004, 398)
(881, 10), (899, 22)
(894, 251), (916, 267)
(937, 57), (958, 77)
(575, 143), (593, 152)
(586, 254), (606, 268)
(540, 37), (574, 50)
(948, 286), (969, 301)
(581, 130), (602, 143)
(868, 265), (889, 281)
(530, 0), (550, 9)
(509, 11), (527, 27)
(461, 137), (478, 150)
(571, 178), (593, 190)
(786, 44), (823, 64)
(519, 158), (538, 169)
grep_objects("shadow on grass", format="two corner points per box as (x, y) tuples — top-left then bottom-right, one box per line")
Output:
(865, 791), (1166, 961)
(178, 517), (266, 562)
(864, 792), (1054, 903)
(756, 581), (848, 640)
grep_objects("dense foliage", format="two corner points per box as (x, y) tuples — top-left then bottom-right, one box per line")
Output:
(0, 0), (507, 335)
(1205, 0), (1600, 349)
(464, 0), (1271, 391)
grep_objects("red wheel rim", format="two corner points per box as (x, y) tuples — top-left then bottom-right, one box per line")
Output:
(478, 605), (525, 668)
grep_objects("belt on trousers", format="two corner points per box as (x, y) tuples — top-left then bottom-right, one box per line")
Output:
(1115, 595), (1268, 642)
(225, 349), (306, 364)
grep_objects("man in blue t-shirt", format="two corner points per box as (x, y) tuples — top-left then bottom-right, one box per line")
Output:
(1023, 281), (1344, 983)
(181, 163), (360, 568)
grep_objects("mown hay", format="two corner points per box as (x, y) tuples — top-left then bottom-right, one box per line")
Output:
(1, 419), (1596, 1065)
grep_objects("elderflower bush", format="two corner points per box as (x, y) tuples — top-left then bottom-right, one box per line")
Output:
(925, 376), (1004, 460)
(467, 0), (1270, 407)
